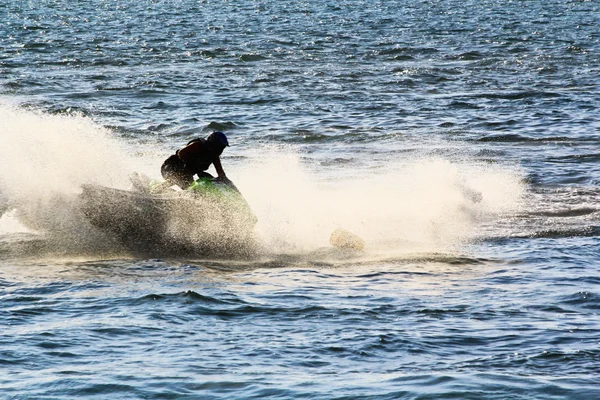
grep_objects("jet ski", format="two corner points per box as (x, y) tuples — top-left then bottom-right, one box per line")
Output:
(79, 174), (257, 256)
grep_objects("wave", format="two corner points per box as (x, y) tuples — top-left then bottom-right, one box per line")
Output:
(546, 153), (600, 163)
(477, 134), (571, 143)
(505, 226), (600, 240)
(559, 291), (600, 311)
(473, 91), (562, 100)
(525, 207), (597, 218)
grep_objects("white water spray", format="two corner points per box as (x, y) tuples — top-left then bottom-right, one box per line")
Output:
(0, 102), (157, 250)
(0, 102), (525, 258)
(234, 148), (524, 254)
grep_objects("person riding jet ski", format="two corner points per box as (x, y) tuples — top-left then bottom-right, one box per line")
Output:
(160, 131), (230, 190)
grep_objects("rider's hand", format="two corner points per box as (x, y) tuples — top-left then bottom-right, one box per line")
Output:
(216, 175), (231, 184)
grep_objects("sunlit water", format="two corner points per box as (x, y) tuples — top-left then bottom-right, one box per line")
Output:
(1, 0), (599, 398)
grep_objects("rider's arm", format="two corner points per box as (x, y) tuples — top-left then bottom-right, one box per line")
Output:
(213, 156), (226, 178)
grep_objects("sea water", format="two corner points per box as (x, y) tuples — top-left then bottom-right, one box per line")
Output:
(1, 0), (599, 398)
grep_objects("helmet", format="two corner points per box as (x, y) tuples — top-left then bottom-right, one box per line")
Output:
(206, 131), (229, 148)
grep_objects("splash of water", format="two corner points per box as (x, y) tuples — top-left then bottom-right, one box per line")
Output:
(0, 102), (152, 252)
(0, 103), (525, 258)
(235, 148), (525, 255)
(0, 104), (134, 196)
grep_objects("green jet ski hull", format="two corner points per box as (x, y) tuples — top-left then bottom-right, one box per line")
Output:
(79, 177), (257, 256)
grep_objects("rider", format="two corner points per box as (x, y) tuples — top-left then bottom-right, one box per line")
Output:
(160, 131), (230, 189)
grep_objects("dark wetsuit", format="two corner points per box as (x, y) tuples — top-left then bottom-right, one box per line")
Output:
(161, 139), (218, 189)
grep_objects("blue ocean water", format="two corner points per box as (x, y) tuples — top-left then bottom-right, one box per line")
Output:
(1, 0), (600, 398)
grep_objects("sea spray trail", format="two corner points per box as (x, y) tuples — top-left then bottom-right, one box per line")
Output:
(236, 149), (525, 253)
(0, 103), (156, 255)
(0, 104), (525, 259)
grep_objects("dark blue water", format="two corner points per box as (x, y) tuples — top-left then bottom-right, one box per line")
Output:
(1, 0), (600, 398)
